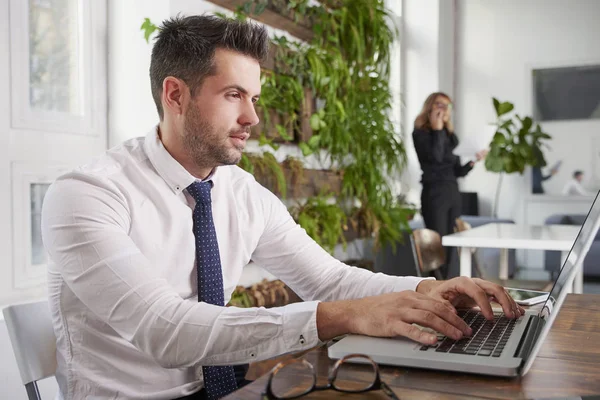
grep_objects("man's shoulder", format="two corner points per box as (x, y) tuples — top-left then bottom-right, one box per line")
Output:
(217, 165), (260, 194)
(217, 165), (279, 202)
(51, 136), (147, 195)
(76, 136), (147, 177)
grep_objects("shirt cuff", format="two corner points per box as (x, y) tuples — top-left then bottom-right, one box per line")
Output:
(282, 300), (320, 351)
(393, 276), (436, 293)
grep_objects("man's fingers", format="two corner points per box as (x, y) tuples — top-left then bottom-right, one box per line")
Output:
(475, 279), (523, 318)
(454, 277), (495, 319)
(417, 298), (471, 334)
(393, 321), (437, 345)
(403, 309), (465, 340)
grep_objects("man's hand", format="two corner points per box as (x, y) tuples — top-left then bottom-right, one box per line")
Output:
(317, 291), (473, 345)
(416, 277), (525, 320)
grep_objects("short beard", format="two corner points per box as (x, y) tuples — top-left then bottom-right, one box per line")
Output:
(183, 105), (244, 170)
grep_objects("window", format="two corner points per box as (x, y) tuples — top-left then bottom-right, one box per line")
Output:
(1, 0), (107, 306)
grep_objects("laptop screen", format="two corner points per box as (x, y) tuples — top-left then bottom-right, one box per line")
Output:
(539, 190), (600, 322)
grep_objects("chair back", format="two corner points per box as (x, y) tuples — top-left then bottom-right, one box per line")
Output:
(411, 228), (445, 277)
(455, 217), (472, 232)
(3, 300), (57, 400)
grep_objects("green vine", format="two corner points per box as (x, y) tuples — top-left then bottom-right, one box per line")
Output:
(289, 194), (347, 253)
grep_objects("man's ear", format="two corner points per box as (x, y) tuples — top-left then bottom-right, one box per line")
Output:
(162, 77), (189, 117)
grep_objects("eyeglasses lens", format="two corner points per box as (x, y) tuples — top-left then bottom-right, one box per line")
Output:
(271, 361), (314, 399)
(332, 356), (377, 392)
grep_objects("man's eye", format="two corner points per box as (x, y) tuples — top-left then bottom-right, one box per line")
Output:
(252, 98), (259, 104)
(229, 93), (241, 99)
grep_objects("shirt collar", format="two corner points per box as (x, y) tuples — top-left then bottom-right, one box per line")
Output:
(144, 126), (218, 195)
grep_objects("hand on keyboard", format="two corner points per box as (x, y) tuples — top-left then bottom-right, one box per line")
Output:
(416, 277), (525, 320)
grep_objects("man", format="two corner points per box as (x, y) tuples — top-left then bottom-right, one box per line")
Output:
(532, 166), (558, 194)
(562, 170), (590, 196)
(41, 15), (522, 400)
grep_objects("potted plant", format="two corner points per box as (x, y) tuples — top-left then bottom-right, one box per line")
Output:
(485, 98), (552, 217)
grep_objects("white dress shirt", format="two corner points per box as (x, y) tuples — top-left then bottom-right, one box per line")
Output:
(562, 179), (590, 196)
(42, 128), (427, 399)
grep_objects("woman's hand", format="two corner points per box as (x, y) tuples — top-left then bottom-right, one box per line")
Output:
(475, 149), (489, 161)
(429, 110), (444, 130)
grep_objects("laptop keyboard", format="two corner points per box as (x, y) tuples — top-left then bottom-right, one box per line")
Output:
(419, 309), (517, 357)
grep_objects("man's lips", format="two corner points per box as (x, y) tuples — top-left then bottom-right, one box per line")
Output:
(229, 132), (250, 141)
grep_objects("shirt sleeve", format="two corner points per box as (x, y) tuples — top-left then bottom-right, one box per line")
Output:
(42, 174), (319, 369)
(453, 155), (474, 177)
(250, 182), (429, 302)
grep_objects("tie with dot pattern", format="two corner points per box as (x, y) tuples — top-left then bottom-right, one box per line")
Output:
(187, 181), (238, 400)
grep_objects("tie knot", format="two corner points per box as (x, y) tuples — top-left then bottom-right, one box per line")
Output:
(187, 181), (212, 204)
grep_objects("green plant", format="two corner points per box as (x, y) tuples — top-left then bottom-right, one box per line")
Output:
(486, 97), (552, 216)
(246, 0), (410, 249)
(289, 194), (347, 253)
(239, 153), (288, 198)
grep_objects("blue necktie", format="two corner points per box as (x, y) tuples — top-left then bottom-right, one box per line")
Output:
(187, 181), (238, 400)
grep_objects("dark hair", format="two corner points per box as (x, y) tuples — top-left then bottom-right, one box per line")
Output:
(574, 170), (583, 178)
(150, 15), (269, 120)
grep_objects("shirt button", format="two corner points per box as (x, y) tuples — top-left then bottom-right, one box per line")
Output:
(250, 352), (256, 358)
(299, 335), (305, 345)
(175, 185), (180, 191)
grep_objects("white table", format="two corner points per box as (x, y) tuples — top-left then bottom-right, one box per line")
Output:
(442, 223), (582, 293)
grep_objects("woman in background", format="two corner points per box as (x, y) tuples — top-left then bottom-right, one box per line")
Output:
(413, 92), (486, 278)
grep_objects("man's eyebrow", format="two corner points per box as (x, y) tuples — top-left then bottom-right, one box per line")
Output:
(222, 84), (260, 98)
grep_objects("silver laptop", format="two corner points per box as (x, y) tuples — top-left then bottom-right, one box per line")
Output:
(328, 191), (600, 377)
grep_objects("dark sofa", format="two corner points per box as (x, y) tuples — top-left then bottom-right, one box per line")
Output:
(545, 214), (600, 278)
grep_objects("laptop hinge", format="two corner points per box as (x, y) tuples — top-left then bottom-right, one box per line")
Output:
(514, 315), (543, 360)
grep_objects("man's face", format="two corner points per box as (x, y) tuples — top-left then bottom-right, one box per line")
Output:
(182, 48), (261, 170)
(576, 173), (584, 182)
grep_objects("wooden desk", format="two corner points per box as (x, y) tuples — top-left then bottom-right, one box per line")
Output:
(226, 294), (600, 399)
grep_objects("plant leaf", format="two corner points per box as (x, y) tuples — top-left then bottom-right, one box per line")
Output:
(496, 100), (514, 117)
(310, 114), (322, 131)
(140, 18), (159, 43)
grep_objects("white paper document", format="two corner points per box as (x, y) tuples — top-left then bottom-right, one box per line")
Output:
(454, 125), (497, 158)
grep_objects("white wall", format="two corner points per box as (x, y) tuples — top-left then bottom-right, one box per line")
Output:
(455, 0), (600, 218)
(108, 0), (170, 146)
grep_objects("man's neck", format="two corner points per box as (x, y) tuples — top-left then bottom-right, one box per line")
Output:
(157, 123), (213, 180)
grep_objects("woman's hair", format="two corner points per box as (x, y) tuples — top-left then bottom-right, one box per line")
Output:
(414, 92), (454, 132)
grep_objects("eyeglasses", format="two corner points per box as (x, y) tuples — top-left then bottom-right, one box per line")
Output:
(434, 101), (453, 110)
(262, 353), (400, 399)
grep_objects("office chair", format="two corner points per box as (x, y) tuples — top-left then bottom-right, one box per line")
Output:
(3, 300), (57, 400)
(411, 228), (446, 280)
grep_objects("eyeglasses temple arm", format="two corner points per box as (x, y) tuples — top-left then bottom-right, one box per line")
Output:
(381, 381), (400, 400)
